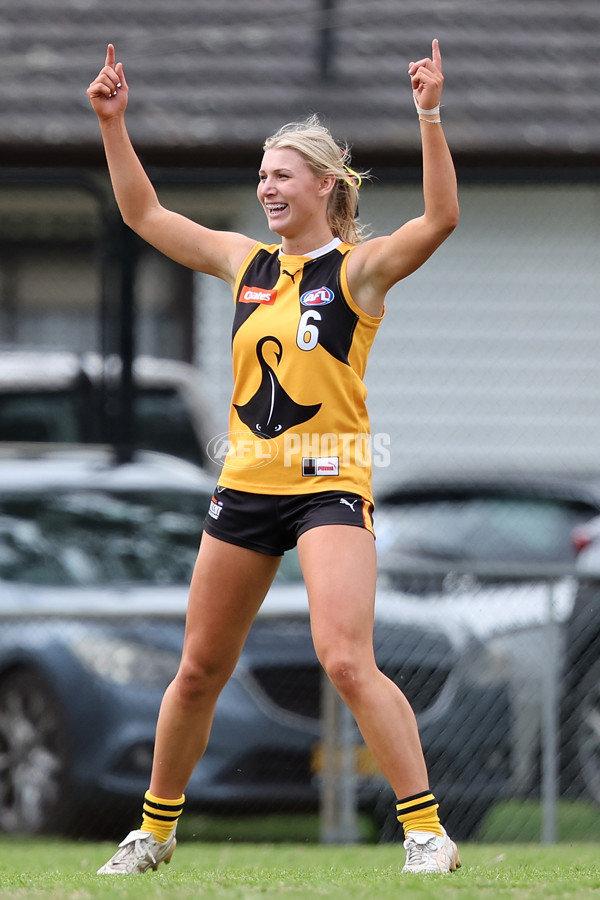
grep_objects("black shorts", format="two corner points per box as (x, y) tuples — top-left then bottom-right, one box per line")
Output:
(203, 486), (375, 556)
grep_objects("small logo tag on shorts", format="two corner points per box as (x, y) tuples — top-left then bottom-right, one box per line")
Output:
(209, 498), (224, 519)
(302, 457), (339, 476)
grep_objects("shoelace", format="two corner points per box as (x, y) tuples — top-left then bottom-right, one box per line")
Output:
(405, 838), (437, 865)
(112, 838), (156, 869)
(133, 838), (157, 866)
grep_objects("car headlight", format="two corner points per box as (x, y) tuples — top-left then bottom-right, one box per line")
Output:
(70, 637), (180, 687)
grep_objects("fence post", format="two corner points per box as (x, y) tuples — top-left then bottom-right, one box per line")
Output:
(319, 671), (360, 844)
(540, 579), (560, 844)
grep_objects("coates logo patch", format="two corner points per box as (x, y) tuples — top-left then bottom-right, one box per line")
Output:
(300, 286), (334, 306)
(240, 286), (277, 305)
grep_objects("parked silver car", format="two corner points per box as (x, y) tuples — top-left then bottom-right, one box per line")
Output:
(374, 473), (600, 815)
(560, 514), (600, 804)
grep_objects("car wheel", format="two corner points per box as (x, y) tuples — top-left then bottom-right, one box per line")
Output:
(0, 669), (69, 833)
(574, 658), (600, 804)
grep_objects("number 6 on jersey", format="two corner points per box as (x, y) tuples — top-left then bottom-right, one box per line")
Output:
(296, 309), (321, 351)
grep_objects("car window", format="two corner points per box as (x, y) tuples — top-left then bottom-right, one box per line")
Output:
(0, 385), (206, 466)
(134, 389), (206, 467)
(0, 392), (90, 443)
(376, 496), (594, 565)
(0, 489), (210, 587)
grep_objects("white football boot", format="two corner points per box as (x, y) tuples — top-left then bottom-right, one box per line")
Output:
(97, 828), (177, 874)
(402, 829), (461, 874)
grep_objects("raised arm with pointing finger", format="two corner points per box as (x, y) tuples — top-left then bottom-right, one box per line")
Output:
(86, 44), (254, 283)
(345, 39), (458, 316)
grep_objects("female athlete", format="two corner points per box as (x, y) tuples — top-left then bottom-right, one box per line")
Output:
(88, 39), (460, 876)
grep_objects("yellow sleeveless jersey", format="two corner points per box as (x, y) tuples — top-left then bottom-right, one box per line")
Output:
(218, 240), (384, 502)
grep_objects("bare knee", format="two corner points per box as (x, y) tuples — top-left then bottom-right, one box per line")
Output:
(320, 651), (373, 705)
(172, 657), (232, 709)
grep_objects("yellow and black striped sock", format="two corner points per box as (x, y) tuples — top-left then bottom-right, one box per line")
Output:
(396, 790), (443, 838)
(140, 790), (185, 843)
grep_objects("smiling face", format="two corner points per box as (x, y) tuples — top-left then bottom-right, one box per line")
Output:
(257, 147), (335, 250)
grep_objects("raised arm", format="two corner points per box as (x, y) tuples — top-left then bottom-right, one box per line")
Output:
(86, 45), (254, 283)
(347, 39), (459, 316)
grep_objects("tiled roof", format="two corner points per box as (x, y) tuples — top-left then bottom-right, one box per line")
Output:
(1, 0), (599, 165)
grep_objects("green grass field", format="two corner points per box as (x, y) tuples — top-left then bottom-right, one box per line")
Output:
(1, 838), (599, 899)
(2, 803), (600, 899)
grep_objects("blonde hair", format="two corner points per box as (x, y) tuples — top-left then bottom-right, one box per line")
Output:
(263, 114), (370, 245)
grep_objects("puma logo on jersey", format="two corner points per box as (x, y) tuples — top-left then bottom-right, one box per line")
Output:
(283, 269), (300, 284)
(339, 497), (358, 511)
(240, 286), (277, 304)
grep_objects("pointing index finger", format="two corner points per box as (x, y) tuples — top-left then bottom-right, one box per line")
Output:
(105, 43), (115, 69)
(432, 38), (442, 69)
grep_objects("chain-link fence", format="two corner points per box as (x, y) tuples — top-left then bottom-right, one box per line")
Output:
(1, 152), (600, 847)
(1, 566), (600, 843)
(319, 568), (597, 846)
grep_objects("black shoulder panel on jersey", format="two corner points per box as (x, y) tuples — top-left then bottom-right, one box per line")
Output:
(232, 247), (280, 342)
(297, 250), (358, 366)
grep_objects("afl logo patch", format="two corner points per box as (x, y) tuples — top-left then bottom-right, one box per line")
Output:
(300, 286), (334, 306)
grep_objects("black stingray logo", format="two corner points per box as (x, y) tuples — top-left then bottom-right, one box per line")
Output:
(234, 336), (321, 438)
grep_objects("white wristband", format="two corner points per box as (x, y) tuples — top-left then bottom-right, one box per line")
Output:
(413, 96), (441, 117)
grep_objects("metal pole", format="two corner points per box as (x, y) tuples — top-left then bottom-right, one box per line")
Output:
(116, 222), (137, 463)
(317, 0), (336, 83)
(319, 671), (360, 844)
(540, 579), (560, 844)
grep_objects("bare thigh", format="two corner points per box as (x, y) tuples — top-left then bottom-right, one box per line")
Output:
(297, 525), (377, 669)
(181, 533), (282, 681)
